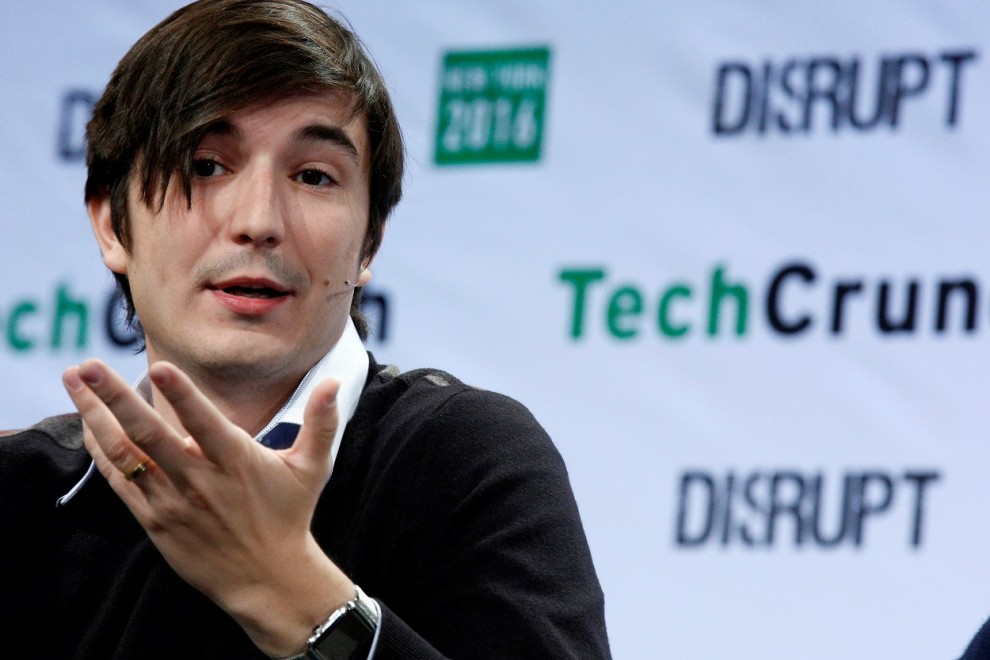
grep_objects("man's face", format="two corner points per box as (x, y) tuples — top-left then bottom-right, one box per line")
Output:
(90, 91), (372, 385)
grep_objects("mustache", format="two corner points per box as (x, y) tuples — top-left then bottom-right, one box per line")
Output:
(193, 252), (308, 291)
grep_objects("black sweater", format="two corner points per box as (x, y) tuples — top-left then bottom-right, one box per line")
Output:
(0, 359), (610, 659)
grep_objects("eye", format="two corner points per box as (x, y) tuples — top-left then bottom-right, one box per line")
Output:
(294, 169), (335, 187)
(191, 158), (228, 178)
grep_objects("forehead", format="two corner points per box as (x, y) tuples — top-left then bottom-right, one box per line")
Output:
(203, 90), (370, 169)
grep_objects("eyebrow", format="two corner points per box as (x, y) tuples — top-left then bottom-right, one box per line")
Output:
(198, 120), (360, 165)
(201, 119), (238, 139)
(294, 124), (360, 165)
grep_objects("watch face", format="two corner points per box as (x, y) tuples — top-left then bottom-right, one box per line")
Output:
(309, 591), (378, 660)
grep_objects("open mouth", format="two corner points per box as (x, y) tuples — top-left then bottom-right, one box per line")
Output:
(221, 284), (287, 299)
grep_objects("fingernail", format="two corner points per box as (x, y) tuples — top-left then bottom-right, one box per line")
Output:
(63, 370), (83, 392)
(149, 364), (171, 387)
(79, 365), (102, 386)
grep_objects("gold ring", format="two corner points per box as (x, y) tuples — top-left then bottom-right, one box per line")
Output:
(124, 460), (150, 481)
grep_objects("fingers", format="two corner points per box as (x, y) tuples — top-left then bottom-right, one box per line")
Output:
(76, 418), (156, 525)
(148, 361), (248, 465)
(65, 358), (332, 486)
(63, 364), (157, 489)
(291, 378), (340, 471)
(63, 359), (187, 477)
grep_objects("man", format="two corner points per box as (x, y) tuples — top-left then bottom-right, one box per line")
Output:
(0, 1), (610, 658)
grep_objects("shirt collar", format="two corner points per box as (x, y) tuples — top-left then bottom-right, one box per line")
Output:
(57, 319), (369, 506)
(254, 317), (369, 466)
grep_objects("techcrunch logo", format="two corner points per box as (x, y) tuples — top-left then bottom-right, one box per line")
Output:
(1, 284), (137, 353)
(559, 260), (986, 341)
(1, 283), (392, 354)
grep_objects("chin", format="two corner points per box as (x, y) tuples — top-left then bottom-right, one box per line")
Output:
(190, 342), (302, 381)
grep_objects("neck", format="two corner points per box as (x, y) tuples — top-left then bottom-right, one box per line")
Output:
(144, 354), (306, 438)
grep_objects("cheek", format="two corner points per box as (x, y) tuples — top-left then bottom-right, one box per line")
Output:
(132, 242), (179, 286)
(127, 233), (204, 308)
(301, 224), (367, 274)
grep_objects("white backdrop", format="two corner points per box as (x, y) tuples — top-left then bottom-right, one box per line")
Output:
(2, 2), (989, 658)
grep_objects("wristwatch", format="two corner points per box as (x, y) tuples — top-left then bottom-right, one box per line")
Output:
(305, 585), (379, 660)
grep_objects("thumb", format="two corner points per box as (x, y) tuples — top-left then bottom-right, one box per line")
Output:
(291, 378), (341, 472)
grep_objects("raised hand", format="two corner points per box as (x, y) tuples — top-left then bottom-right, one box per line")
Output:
(62, 358), (354, 656)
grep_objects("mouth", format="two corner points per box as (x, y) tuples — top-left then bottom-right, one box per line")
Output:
(220, 284), (286, 299)
(209, 278), (292, 300)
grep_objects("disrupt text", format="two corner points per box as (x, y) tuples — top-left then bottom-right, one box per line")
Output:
(711, 49), (977, 136)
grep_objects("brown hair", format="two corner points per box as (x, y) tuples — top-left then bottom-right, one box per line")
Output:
(85, 0), (403, 339)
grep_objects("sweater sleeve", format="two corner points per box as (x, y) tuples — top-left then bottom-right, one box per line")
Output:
(959, 614), (990, 659)
(367, 386), (610, 659)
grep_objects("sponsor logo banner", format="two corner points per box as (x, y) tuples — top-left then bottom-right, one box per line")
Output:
(434, 46), (551, 165)
(710, 49), (978, 136)
(674, 468), (941, 549)
(559, 260), (987, 342)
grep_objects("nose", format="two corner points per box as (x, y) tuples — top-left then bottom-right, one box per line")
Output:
(226, 166), (286, 248)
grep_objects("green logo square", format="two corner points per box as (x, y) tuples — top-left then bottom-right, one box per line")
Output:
(434, 46), (551, 165)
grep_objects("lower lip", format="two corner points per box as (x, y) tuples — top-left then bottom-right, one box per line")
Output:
(210, 289), (291, 316)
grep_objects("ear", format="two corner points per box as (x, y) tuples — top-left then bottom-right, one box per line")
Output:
(356, 263), (372, 287)
(87, 195), (129, 275)
(357, 221), (385, 287)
